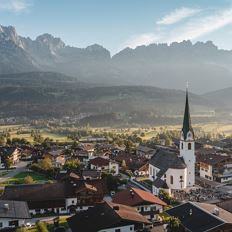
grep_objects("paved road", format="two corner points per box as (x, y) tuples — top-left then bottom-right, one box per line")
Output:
(0, 161), (29, 183)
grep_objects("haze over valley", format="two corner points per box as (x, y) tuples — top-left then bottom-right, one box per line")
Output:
(0, 24), (231, 125)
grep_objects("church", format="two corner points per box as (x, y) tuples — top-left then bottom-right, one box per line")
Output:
(149, 89), (195, 195)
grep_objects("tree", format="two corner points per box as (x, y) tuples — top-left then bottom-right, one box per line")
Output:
(4, 158), (13, 170)
(167, 217), (180, 232)
(16, 228), (27, 232)
(64, 159), (80, 171)
(159, 189), (171, 204)
(165, 137), (172, 146)
(0, 136), (6, 146)
(39, 158), (53, 171)
(36, 222), (49, 232)
(24, 175), (34, 184)
(102, 173), (119, 191)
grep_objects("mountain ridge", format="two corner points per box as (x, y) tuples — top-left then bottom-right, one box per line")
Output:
(1, 24), (232, 93)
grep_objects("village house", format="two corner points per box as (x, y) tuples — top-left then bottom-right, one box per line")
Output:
(77, 143), (95, 157)
(134, 163), (149, 177)
(111, 152), (148, 175)
(112, 187), (166, 221)
(0, 200), (31, 229)
(136, 145), (155, 159)
(1, 179), (106, 216)
(44, 149), (66, 167)
(67, 201), (150, 232)
(197, 153), (232, 182)
(82, 170), (101, 180)
(89, 157), (119, 175)
(166, 201), (232, 232)
(74, 150), (89, 167)
(0, 147), (21, 166)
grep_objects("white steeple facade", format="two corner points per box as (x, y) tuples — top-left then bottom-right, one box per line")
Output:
(179, 89), (195, 187)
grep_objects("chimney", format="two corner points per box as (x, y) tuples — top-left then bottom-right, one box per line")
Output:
(130, 189), (135, 198)
(213, 208), (219, 216)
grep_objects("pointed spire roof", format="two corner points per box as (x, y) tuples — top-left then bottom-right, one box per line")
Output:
(182, 87), (194, 140)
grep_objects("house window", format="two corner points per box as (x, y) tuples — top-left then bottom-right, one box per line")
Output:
(9, 220), (19, 227)
(72, 200), (75, 204)
(188, 143), (191, 150)
(181, 142), (183, 149)
(170, 175), (173, 185)
(0, 222), (2, 228)
(130, 227), (133, 231)
(115, 229), (121, 232)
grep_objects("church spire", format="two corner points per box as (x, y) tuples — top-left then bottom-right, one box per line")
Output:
(182, 85), (194, 140)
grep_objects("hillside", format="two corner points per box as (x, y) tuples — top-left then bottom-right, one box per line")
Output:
(0, 72), (214, 125)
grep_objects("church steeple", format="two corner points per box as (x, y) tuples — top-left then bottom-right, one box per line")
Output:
(180, 85), (195, 187)
(181, 87), (194, 141)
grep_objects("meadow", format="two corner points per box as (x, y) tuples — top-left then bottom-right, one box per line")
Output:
(0, 121), (232, 144)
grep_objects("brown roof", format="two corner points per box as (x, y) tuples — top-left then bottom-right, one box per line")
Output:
(217, 199), (232, 213)
(107, 201), (150, 224)
(47, 149), (64, 157)
(197, 154), (231, 166)
(78, 143), (95, 151)
(90, 157), (109, 167)
(2, 179), (107, 202)
(194, 202), (232, 223)
(112, 187), (166, 207)
(68, 201), (149, 232)
(69, 172), (81, 179)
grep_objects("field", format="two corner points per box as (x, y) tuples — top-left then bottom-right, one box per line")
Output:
(0, 124), (72, 143)
(0, 122), (232, 144)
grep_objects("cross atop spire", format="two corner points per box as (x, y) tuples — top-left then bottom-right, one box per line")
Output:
(182, 86), (194, 140)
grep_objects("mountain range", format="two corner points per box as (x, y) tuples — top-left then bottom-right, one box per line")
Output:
(0, 25), (232, 125)
(1, 25), (232, 93)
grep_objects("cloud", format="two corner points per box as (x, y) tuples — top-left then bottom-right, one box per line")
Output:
(167, 8), (232, 42)
(0, 0), (32, 13)
(124, 7), (232, 49)
(157, 7), (200, 25)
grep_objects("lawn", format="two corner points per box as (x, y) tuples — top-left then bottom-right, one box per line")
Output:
(3, 171), (52, 185)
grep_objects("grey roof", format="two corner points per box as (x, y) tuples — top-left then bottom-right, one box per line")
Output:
(149, 149), (186, 177)
(137, 145), (155, 153)
(0, 200), (31, 219)
(166, 202), (225, 232)
(153, 178), (169, 189)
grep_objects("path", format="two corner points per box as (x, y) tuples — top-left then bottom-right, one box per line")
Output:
(0, 161), (28, 183)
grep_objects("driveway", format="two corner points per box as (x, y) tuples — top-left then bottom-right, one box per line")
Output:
(0, 161), (28, 183)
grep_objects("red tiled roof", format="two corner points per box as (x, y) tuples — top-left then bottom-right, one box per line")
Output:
(90, 157), (109, 167)
(112, 187), (166, 207)
(107, 201), (150, 224)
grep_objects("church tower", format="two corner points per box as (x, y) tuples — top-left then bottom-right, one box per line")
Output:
(180, 87), (195, 187)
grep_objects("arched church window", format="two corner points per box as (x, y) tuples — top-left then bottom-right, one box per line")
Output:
(188, 143), (191, 150)
(170, 175), (173, 184)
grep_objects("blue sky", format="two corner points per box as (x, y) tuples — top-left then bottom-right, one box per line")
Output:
(1, 0), (232, 54)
